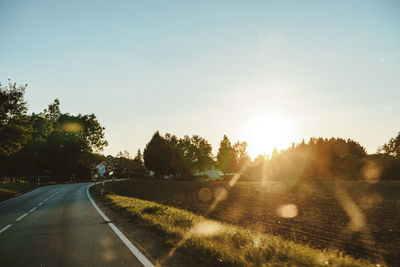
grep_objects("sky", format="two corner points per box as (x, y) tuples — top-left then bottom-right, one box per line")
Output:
(1, 0), (399, 158)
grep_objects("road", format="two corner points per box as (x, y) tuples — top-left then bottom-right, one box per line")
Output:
(0, 183), (151, 266)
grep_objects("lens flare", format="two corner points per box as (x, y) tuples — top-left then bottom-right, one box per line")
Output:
(198, 188), (212, 202)
(191, 221), (221, 236)
(61, 122), (83, 132)
(277, 204), (298, 218)
(362, 160), (381, 184)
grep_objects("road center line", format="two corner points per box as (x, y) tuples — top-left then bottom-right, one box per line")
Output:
(87, 184), (154, 267)
(16, 213), (28, 221)
(0, 224), (12, 234)
(29, 207), (37, 212)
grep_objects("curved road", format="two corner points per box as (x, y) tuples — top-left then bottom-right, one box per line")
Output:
(0, 183), (148, 266)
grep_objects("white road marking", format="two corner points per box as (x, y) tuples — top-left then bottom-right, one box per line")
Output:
(29, 207), (37, 212)
(0, 224), (12, 234)
(86, 184), (154, 267)
(16, 213), (28, 221)
(38, 202), (43, 206)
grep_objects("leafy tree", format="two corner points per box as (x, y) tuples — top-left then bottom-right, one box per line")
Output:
(0, 80), (31, 156)
(56, 112), (108, 152)
(144, 132), (172, 177)
(378, 131), (400, 160)
(233, 141), (251, 172)
(144, 132), (192, 179)
(177, 135), (196, 172)
(133, 149), (144, 166)
(3, 98), (108, 181)
(191, 135), (214, 173)
(116, 150), (131, 159)
(177, 135), (214, 175)
(115, 149), (147, 178)
(216, 135), (234, 174)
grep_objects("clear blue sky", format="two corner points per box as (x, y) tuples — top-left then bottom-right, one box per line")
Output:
(1, 0), (399, 158)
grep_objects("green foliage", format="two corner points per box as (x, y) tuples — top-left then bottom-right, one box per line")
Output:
(114, 149), (148, 178)
(233, 141), (251, 172)
(144, 131), (173, 177)
(378, 131), (400, 160)
(245, 137), (368, 181)
(144, 132), (214, 179)
(0, 80), (32, 156)
(217, 135), (250, 174)
(0, 88), (108, 181)
(216, 135), (234, 174)
(177, 135), (214, 174)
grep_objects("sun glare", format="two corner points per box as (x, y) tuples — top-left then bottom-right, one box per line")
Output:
(244, 114), (294, 159)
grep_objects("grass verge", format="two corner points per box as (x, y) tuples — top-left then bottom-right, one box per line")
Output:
(91, 185), (375, 266)
(0, 179), (38, 202)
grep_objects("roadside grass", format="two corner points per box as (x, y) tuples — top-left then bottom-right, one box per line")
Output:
(0, 179), (37, 201)
(91, 186), (375, 266)
(98, 178), (399, 265)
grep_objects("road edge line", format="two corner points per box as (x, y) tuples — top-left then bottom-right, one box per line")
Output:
(86, 183), (155, 267)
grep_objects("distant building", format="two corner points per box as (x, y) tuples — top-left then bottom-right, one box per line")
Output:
(96, 163), (106, 177)
(195, 167), (221, 179)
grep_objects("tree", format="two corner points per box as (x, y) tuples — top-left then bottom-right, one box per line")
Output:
(177, 135), (195, 172)
(143, 132), (171, 177)
(216, 135), (234, 174)
(56, 112), (108, 152)
(0, 80), (31, 156)
(116, 150), (131, 159)
(143, 132), (192, 179)
(114, 149), (147, 178)
(233, 141), (251, 172)
(177, 135), (214, 175)
(10, 99), (107, 180)
(133, 149), (144, 166)
(130, 149), (148, 178)
(378, 131), (400, 160)
(191, 135), (214, 173)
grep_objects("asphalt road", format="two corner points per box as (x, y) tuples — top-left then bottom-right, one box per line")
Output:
(0, 183), (146, 266)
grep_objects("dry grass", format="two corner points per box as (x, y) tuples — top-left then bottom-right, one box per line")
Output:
(0, 179), (37, 201)
(92, 184), (376, 266)
(98, 178), (399, 266)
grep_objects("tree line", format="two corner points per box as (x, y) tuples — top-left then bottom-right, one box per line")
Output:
(0, 80), (107, 182)
(142, 131), (253, 179)
(141, 131), (400, 181)
(2, 80), (399, 182)
(245, 137), (400, 182)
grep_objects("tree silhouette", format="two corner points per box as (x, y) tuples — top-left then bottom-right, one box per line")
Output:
(378, 131), (400, 160)
(216, 135), (234, 174)
(143, 132), (172, 177)
(0, 80), (31, 156)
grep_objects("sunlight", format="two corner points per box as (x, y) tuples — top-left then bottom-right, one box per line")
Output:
(243, 113), (294, 159)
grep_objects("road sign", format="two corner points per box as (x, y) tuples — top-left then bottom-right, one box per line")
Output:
(106, 164), (113, 172)
(106, 155), (113, 164)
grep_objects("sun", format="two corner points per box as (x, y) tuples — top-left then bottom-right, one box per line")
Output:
(243, 114), (294, 159)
